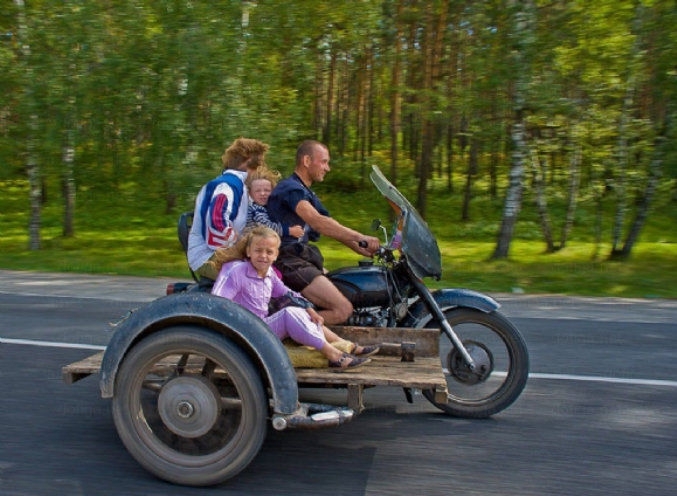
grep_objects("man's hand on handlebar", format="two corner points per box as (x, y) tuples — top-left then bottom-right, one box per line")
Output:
(356, 236), (381, 257)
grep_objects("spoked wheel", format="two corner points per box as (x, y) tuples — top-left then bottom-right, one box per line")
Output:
(423, 308), (529, 418)
(112, 326), (267, 486)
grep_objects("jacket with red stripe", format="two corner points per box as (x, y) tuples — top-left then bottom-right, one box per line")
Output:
(187, 170), (249, 272)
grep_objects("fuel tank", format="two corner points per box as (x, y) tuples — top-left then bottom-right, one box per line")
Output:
(327, 262), (390, 307)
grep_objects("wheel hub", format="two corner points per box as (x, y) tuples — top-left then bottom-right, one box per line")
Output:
(176, 400), (195, 418)
(157, 375), (221, 438)
(447, 340), (493, 385)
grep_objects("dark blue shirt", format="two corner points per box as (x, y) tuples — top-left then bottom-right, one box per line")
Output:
(268, 173), (330, 246)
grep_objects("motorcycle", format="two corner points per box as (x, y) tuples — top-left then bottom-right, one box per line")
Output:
(326, 165), (529, 418)
(175, 164), (529, 419)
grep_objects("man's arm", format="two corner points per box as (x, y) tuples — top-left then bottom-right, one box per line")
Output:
(295, 200), (379, 256)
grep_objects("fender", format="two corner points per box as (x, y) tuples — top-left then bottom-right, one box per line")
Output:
(404, 288), (501, 328)
(99, 292), (299, 415)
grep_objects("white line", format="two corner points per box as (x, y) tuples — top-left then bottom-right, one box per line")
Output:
(0, 337), (106, 351)
(3, 338), (677, 388)
(528, 372), (677, 388)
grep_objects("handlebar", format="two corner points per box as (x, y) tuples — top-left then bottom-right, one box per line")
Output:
(359, 240), (394, 261)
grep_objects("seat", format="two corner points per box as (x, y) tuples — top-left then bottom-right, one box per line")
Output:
(177, 212), (198, 282)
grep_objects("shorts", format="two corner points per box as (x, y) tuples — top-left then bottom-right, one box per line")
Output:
(275, 243), (324, 292)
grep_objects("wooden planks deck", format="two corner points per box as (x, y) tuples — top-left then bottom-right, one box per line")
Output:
(61, 326), (448, 412)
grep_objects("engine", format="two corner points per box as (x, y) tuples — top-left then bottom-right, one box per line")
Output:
(344, 307), (390, 327)
(328, 261), (412, 327)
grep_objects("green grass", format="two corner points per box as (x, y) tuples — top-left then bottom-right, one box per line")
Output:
(1, 178), (676, 299)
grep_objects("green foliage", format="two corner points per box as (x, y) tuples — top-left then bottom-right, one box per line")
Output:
(1, 1), (676, 296)
(1, 177), (675, 298)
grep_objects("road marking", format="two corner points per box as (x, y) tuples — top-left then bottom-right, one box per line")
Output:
(528, 372), (677, 388)
(481, 370), (677, 387)
(3, 337), (677, 388)
(0, 337), (106, 351)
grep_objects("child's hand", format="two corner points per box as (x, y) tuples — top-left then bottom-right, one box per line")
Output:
(289, 225), (304, 239)
(306, 307), (324, 325)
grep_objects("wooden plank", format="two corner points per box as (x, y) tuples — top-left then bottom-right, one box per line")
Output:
(62, 351), (104, 384)
(328, 326), (440, 357)
(295, 356), (446, 390)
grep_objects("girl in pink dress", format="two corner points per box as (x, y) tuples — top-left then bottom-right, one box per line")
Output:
(211, 226), (378, 370)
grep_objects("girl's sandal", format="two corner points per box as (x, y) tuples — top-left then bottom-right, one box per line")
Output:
(329, 353), (370, 371)
(352, 344), (381, 358)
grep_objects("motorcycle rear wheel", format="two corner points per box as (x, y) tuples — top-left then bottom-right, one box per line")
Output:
(422, 308), (529, 418)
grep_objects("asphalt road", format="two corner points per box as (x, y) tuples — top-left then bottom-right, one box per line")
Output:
(0, 270), (675, 496)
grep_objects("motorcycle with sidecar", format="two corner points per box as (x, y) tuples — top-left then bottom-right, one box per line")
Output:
(63, 165), (528, 486)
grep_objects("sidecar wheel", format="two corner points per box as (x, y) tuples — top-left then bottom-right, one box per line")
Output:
(112, 325), (267, 486)
(423, 308), (529, 418)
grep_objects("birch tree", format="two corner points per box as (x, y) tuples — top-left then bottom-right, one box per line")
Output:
(610, 2), (677, 259)
(14, 0), (41, 250)
(492, 0), (536, 259)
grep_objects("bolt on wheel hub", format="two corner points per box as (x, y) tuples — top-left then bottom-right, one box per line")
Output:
(157, 375), (221, 438)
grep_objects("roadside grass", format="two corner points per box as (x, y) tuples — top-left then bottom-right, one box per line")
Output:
(1, 178), (676, 299)
(319, 238), (677, 299)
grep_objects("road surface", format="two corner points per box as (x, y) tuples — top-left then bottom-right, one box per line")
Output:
(0, 270), (675, 495)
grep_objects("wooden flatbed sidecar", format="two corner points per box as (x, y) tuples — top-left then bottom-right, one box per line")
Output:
(63, 325), (447, 414)
(62, 291), (447, 487)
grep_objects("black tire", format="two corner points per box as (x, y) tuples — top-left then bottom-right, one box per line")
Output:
(422, 308), (529, 418)
(112, 326), (267, 486)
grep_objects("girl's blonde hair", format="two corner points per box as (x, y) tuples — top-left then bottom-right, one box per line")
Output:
(210, 226), (281, 273)
(245, 165), (281, 189)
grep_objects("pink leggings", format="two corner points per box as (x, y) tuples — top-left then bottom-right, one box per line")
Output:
(264, 306), (326, 350)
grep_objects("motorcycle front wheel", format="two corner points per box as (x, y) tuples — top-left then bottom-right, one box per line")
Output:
(422, 308), (529, 418)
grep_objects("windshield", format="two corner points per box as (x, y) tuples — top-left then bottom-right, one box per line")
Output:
(369, 165), (442, 280)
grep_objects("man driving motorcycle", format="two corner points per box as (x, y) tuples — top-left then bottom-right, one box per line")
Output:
(267, 140), (380, 325)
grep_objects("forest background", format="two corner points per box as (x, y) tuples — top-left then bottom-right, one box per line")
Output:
(1, 1), (676, 298)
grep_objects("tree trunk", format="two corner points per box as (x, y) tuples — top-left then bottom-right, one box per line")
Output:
(560, 144), (581, 249)
(15, 0), (42, 250)
(389, 3), (403, 185)
(613, 111), (670, 260)
(614, 151), (662, 260)
(323, 45), (337, 146)
(461, 138), (478, 221)
(61, 52), (78, 238)
(492, 0), (535, 259)
(529, 147), (555, 252)
(417, 119), (433, 218)
(610, 81), (634, 254)
(415, 2), (447, 218)
(62, 131), (76, 238)
(609, 4), (649, 257)
(27, 121), (42, 251)
(446, 122), (454, 193)
(489, 99), (500, 199)
(492, 119), (526, 259)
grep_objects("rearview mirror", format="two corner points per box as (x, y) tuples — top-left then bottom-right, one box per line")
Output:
(370, 219), (388, 245)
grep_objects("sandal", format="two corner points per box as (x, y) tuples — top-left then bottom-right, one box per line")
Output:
(329, 353), (370, 370)
(353, 344), (380, 358)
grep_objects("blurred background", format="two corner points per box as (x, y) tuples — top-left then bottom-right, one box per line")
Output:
(1, 1), (675, 297)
